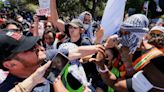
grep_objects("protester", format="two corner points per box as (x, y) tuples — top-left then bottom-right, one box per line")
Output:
(64, 19), (92, 46)
(50, 0), (104, 44)
(9, 61), (52, 92)
(148, 26), (164, 52)
(16, 14), (31, 32)
(28, 15), (40, 36)
(44, 21), (55, 31)
(79, 11), (93, 37)
(42, 29), (57, 50)
(1, 0), (164, 92)
(92, 14), (164, 92)
(79, 11), (102, 42)
(0, 29), (67, 92)
(1, 20), (23, 34)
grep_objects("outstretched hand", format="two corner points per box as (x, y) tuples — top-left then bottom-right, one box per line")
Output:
(30, 61), (52, 84)
(104, 34), (119, 49)
(89, 49), (106, 65)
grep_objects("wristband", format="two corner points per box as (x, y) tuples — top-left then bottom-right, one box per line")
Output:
(96, 65), (109, 73)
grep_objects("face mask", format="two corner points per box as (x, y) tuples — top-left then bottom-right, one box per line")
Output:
(119, 33), (143, 54)
(132, 71), (164, 92)
(83, 24), (90, 30)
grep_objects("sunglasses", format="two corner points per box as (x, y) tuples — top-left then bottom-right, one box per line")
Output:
(150, 33), (164, 37)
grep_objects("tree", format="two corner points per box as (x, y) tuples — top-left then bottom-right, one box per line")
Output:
(79, 0), (107, 19)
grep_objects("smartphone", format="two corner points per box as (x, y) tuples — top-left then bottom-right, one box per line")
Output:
(37, 15), (48, 20)
(44, 52), (69, 78)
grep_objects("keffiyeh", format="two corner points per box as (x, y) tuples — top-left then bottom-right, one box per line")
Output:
(119, 14), (149, 54)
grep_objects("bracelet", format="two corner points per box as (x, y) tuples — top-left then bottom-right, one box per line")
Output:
(96, 65), (109, 73)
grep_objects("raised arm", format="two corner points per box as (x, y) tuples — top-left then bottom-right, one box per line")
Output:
(50, 0), (65, 32)
(68, 45), (105, 61)
(31, 15), (39, 36)
(94, 26), (104, 44)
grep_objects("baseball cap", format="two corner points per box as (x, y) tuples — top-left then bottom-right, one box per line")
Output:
(68, 19), (83, 28)
(0, 29), (40, 61)
(150, 26), (164, 33)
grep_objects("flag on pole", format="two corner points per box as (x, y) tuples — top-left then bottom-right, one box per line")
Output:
(101, 0), (126, 40)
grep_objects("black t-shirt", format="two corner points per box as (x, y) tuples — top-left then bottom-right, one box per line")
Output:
(126, 55), (164, 92)
(0, 74), (24, 92)
(151, 56), (164, 73)
(64, 36), (92, 46)
(0, 74), (54, 92)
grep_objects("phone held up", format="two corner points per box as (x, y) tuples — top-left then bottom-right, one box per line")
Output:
(37, 15), (48, 20)
(44, 52), (69, 79)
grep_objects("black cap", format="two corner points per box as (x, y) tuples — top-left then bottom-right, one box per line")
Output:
(0, 29), (39, 61)
(68, 19), (83, 28)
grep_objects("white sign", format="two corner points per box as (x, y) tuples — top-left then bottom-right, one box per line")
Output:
(36, 8), (50, 16)
(101, 0), (126, 40)
(37, 0), (50, 16)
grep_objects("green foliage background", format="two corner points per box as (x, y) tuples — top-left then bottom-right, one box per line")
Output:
(1, 0), (146, 18)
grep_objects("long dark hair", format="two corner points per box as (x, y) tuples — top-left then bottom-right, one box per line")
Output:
(106, 47), (119, 61)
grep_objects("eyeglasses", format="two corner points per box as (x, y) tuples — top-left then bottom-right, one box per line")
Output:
(150, 33), (164, 37)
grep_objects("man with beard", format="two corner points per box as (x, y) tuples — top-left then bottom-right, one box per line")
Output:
(0, 29), (56, 92)
(148, 26), (164, 52)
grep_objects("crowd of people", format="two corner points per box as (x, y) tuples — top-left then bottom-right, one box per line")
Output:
(0, 0), (163, 92)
